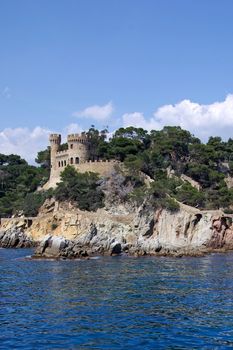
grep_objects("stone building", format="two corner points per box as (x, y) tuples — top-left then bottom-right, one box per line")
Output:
(49, 133), (92, 179)
(44, 133), (118, 189)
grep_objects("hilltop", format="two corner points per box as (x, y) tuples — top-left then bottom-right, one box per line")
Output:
(1, 125), (233, 257)
(1, 125), (233, 217)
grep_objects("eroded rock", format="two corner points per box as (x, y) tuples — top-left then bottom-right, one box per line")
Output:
(3, 197), (233, 258)
(0, 227), (34, 248)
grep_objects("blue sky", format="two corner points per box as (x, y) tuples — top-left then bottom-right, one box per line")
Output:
(1, 0), (233, 162)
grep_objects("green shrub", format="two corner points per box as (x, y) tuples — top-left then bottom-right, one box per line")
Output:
(175, 183), (205, 208)
(51, 223), (58, 230)
(54, 166), (104, 211)
(223, 208), (233, 214)
(21, 192), (47, 216)
(163, 197), (180, 212)
(129, 186), (148, 205)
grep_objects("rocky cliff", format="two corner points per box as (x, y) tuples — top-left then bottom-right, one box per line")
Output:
(2, 198), (233, 258)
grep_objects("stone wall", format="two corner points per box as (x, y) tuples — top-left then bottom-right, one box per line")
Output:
(73, 159), (119, 175)
(43, 160), (119, 189)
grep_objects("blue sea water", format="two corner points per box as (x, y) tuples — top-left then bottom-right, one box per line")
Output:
(1, 249), (233, 349)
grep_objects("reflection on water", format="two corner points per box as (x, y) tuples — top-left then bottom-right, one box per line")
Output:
(1, 249), (233, 349)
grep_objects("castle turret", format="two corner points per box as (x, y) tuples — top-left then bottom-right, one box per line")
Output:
(49, 134), (61, 174)
(67, 133), (90, 164)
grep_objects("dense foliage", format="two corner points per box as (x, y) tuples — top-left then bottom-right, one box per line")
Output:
(92, 126), (233, 210)
(0, 154), (49, 217)
(54, 166), (104, 211)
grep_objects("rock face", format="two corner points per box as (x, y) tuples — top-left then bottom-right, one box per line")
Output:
(0, 227), (34, 248)
(30, 199), (233, 258)
(33, 235), (89, 259)
(2, 198), (233, 258)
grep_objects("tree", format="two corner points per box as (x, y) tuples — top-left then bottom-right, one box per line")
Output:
(54, 166), (104, 211)
(0, 154), (49, 217)
(149, 126), (200, 173)
(35, 147), (51, 168)
(86, 126), (110, 159)
(22, 192), (47, 216)
(114, 127), (150, 148)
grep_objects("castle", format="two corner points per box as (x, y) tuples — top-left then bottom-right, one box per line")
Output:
(44, 133), (117, 189)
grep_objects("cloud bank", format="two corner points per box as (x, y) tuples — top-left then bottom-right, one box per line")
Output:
(2, 95), (233, 164)
(73, 102), (113, 121)
(0, 127), (50, 164)
(123, 95), (233, 141)
(64, 123), (82, 135)
(0, 124), (84, 164)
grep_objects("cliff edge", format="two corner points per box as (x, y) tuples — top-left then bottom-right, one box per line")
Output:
(2, 197), (233, 258)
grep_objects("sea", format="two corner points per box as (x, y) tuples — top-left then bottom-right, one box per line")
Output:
(1, 248), (233, 349)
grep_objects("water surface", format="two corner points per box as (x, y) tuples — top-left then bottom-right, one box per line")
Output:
(1, 249), (233, 349)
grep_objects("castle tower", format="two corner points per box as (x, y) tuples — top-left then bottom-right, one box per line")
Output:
(49, 134), (61, 175)
(67, 133), (90, 164)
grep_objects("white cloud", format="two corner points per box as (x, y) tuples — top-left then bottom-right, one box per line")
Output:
(73, 101), (114, 121)
(0, 127), (50, 164)
(64, 123), (82, 135)
(2, 95), (233, 164)
(2, 86), (11, 99)
(122, 112), (159, 131)
(122, 94), (233, 141)
(0, 123), (83, 165)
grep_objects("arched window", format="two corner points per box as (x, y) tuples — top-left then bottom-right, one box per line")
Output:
(75, 157), (79, 164)
(70, 157), (73, 165)
(61, 161), (64, 167)
(58, 161), (60, 167)
(64, 160), (66, 166)
(70, 144), (73, 149)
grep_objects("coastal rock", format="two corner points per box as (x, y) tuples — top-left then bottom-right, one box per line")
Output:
(110, 242), (122, 255)
(33, 235), (91, 259)
(3, 198), (233, 258)
(27, 201), (233, 258)
(0, 227), (34, 248)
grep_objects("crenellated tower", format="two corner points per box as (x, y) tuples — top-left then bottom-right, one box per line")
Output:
(49, 134), (61, 176)
(67, 133), (90, 164)
(44, 132), (116, 189)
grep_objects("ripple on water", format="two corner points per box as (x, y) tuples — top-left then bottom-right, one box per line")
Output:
(1, 249), (233, 349)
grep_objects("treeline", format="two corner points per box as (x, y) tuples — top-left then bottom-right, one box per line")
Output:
(1, 125), (233, 217)
(81, 126), (233, 211)
(0, 154), (49, 217)
(70, 126), (233, 211)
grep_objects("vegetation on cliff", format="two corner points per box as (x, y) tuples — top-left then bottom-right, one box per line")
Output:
(1, 125), (233, 218)
(0, 154), (48, 217)
(105, 126), (233, 211)
(54, 166), (104, 211)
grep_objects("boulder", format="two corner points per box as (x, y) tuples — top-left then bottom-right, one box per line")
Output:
(33, 235), (91, 259)
(110, 242), (122, 255)
(0, 227), (34, 248)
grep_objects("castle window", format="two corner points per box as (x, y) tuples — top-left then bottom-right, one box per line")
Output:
(58, 161), (60, 167)
(70, 157), (73, 165)
(70, 144), (73, 149)
(64, 160), (66, 166)
(61, 161), (64, 167)
(75, 157), (79, 164)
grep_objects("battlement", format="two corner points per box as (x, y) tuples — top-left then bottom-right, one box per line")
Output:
(50, 134), (61, 139)
(67, 133), (90, 143)
(82, 159), (117, 164)
(56, 150), (69, 156)
(49, 134), (61, 144)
